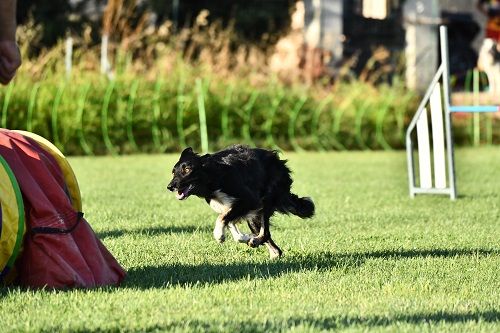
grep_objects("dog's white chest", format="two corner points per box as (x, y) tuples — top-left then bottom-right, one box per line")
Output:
(209, 191), (234, 214)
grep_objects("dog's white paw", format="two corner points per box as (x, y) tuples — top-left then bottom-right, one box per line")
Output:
(267, 246), (282, 260)
(234, 233), (251, 243)
(213, 227), (225, 243)
(269, 250), (281, 260)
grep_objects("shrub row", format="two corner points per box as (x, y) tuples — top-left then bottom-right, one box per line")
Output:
(1, 69), (426, 155)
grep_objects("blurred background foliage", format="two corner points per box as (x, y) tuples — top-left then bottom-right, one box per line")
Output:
(2, 0), (497, 155)
(17, 0), (295, 52)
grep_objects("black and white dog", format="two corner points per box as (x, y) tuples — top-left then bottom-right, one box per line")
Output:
(167, 145), (315, 259)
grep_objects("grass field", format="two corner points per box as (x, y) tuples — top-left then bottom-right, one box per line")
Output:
(1, 148), (499, 332)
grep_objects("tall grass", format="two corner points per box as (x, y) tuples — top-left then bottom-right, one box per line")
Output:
(2, 68), (420, 154)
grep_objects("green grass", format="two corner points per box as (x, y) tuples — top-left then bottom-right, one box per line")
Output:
(1, 148), (499, 332)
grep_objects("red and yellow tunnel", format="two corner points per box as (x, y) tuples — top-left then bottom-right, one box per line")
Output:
(0, 154), (25, 283)
(0, 129), (125, 288)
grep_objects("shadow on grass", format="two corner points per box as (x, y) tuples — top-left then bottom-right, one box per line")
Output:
(124, 247), (498, 289)
(61, 310), (500, 332)
(1, 248), (496, 296)
(96, 225), (208, 239)
(285, 311), (500, 328)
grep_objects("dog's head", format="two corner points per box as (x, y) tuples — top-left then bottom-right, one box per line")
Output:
(167, 147), (208, 200)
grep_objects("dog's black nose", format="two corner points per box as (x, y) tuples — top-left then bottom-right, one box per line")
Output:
(167, 183), (175, 192)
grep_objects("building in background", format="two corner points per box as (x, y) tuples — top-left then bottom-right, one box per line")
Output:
(297, 0), (481, 91)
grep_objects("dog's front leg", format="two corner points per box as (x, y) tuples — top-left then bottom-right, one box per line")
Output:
(227, 222), (251, 243)
(213, 216), (251, 243)
(220, 195), (259, 244)
(213, 214), (226, 243)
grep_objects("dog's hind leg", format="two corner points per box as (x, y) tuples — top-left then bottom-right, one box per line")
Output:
(247, 213), (270, 249)
(247, 215), (283, 259)
(246, 213), (262, 245)
(228, 222), (251, 243)
(216, 197), (259, 244)
(246, 213), (282, 259)
(246, 216), (259, 236)
(265, 238), (283, 260)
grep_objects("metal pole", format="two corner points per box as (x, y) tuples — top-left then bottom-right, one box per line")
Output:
(440, 26), (457, 200)
(449, 106), (500, 112)
(196, 79), (209, 154)
(405, 65), (444, 135)
(65, 36), (73, 79)
(473, 69), (480, 146)
(101, 34), (110, 75)
(406, 135), (415, 198)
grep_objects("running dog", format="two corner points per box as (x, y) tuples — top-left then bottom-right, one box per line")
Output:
(167, 145), (315, 259)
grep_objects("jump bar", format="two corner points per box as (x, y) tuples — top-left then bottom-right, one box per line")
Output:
(449, 105), (500, 113)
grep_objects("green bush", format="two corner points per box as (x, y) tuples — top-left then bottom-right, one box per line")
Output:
(1, 66), (423, 155)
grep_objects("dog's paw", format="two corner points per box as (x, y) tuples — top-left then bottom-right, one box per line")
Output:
(247, 237), (260, 248)
(215, 234), (225, 243)
(235, 233), (251, 243)
(213, 225), (225, 243)
(268, 248), (282, 260)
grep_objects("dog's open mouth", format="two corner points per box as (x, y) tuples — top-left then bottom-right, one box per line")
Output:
(175, 184), (193, 200)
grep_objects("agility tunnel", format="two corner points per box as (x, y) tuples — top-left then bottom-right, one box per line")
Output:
(0, 154), (25, 283)
(0, 129), (126, 288)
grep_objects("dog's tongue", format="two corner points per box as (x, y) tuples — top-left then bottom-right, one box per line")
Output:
(175, 187), (189, 200)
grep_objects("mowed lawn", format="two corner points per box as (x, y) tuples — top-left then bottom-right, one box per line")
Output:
(1, 148), (499, 332)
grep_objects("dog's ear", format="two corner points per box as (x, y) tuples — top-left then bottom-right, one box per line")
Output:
(180, 147), (195, 158)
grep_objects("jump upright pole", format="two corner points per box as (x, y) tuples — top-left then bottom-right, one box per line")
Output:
(406, 26), (500, 200)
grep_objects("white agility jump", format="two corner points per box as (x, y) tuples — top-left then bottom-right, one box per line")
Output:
(406, 26), (500, 200)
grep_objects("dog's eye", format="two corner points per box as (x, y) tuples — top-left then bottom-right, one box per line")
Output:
(182, 166), (191, 174)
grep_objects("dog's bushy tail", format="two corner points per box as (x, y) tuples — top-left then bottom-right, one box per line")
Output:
(279, 193), (315, 218)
